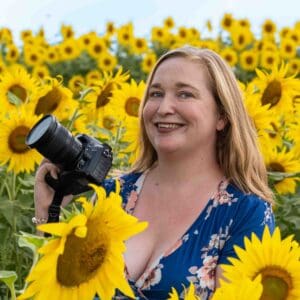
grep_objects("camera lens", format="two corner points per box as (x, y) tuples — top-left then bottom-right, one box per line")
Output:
(26, 114), (82, 170)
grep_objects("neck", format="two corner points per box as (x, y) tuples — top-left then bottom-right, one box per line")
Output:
(151, 149), (224, 186)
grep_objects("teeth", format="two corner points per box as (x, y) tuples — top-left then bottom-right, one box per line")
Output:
(157, 123), (181, 129)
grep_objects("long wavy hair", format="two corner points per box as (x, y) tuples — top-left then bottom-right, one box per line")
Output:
(131, 46), (273, 203)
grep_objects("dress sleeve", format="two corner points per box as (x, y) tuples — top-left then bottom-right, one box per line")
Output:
(218, 195), (275, 265)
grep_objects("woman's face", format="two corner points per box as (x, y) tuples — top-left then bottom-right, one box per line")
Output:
(143, 56), (226, 157)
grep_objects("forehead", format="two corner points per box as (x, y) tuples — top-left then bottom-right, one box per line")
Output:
(151, 56), (209, 87)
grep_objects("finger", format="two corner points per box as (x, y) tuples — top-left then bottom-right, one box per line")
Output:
(36, 163), (60, 180)
(50, 168), (59, 179)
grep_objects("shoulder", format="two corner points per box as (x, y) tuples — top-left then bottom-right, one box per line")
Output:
(227, 183), (273, 221)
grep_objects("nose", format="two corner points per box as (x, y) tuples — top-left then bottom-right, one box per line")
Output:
(156, 94), (175, 115)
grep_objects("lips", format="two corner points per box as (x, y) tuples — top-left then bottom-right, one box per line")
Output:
(154, 122), (185, 130)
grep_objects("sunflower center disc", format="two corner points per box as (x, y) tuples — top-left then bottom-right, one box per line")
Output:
(260, 267), (292, 300)
(268, 162), (285, 173)
(96, 83), (113, 108)
(35, 87), (62, 115)
(9, 126), (30, 153)
(57, 233), (107, 286)
(261, 80), (282, 107)
(9, 84), (27, 102)
(125, 97), (140, 117)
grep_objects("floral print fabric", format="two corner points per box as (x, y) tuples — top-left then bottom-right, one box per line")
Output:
(102, 172), (275, 300)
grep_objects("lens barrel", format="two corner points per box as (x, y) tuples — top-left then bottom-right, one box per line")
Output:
(26, 114), (82, 170)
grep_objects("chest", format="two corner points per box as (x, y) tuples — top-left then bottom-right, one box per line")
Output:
(124, 187), (210, 281)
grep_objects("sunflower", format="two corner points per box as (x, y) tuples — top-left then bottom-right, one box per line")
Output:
(60, 24), (74, 39)
(261, 19), (277, 38)
(163, 16), (175, 29)
(243, 92), (274, 135)
(264, 147), (300, 194)
(85, 68), (129, 118)
(286, 30), (300, 44)
(238, 18), (251, 29)
(258, 119), (285, 151)
(45, 46), (60, 64)
(33, 77), (78, 120)
(20, 29), (33, 41)
(31, 65), (50, 81)
(130, 37), (148, 55)
(280, 38), (297, 59)
(105, 21), (116, 36)
(87, 37), (107, 59)
(260, 50), (280, 70)
(18, 182), (147, 300)
(78, 105), (121, 141)
(59, 38), (81, 61)
(176, 26), (191, 43)
(23, 47), (45, 67)
(168, 283), (201, 300)
(288, 58), (300, 76)
(220, 47), (238, 67)
(97, 51), (117, 72)
(253, 63), (300, 114)
(212, 276), (262, 300)
(0, 107), (42, 174)
(222, 227), (300, 300)
(240, 50), (259, 71)
(117, 24), (134, 48)
(79, 32), (96, 49)
(120, 117), (140, 165)
(68, 75), (85, 98)
(141, 52), (157, 74)
(110, 79), (146, 120)
(230, 27), (253, 51)
(85, 69), (102, 86)
(151, 26), (169, 45)
(0, 65), (38, 111)
(220, 13), (235, 32)
(5, 43), (19, 63)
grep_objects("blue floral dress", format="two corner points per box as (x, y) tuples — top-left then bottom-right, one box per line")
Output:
(103, 172), (275, 300)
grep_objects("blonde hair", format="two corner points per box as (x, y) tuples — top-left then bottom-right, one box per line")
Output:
(132, 46), (274, 203)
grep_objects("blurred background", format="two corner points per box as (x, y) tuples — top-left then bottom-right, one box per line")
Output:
(0, 0), (300, 297)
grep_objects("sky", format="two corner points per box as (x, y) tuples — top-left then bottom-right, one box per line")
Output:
(0, 0), (300, 43)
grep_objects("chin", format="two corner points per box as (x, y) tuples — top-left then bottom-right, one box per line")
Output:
(154, 143), (181, 154)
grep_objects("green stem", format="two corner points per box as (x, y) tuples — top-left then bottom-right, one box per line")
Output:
(9, 280), (16, 300)
(66, 108), (79, 131)
(7, 172), (21, 288)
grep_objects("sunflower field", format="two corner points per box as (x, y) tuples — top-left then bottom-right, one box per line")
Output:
(0, 13), (299, 299)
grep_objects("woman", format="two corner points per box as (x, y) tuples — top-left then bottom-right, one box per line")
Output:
(34, 46), (275, 299)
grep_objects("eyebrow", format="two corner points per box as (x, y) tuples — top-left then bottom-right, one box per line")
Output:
(149, 82), (198, 91)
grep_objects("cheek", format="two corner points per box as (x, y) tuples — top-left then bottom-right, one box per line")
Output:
(143, 101), (156, 121)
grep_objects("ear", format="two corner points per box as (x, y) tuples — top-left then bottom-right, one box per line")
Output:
(216, 115), (228, 131)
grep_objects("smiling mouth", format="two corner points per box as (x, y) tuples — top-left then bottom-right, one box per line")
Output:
(154, 122), (185, 129)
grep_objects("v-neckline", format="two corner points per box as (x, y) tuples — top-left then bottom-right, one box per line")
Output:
(125, 171), (228, 288)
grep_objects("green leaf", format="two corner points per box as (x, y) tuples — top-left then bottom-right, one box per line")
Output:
(17, 175), (35, 188)
(17, 231), (45, 254)
(0, 271), (17, 300)
(268, 171), (300, 182)
(7, 91), (23, 106)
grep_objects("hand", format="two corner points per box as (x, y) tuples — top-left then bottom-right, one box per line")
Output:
(34, 159), (73, 220)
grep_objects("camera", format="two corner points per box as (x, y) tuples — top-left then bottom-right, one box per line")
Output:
(26, 114), (113, 196)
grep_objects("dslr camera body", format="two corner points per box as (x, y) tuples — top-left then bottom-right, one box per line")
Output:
(26, 114), (113, 196)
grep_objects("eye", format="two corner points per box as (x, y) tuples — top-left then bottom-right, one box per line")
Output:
(178, 91), (194, 99)
(148, 91), (163, 98)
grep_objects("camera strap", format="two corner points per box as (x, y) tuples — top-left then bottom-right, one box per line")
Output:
(44, 191), (64, 237)
(48, 192), (64, 223)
